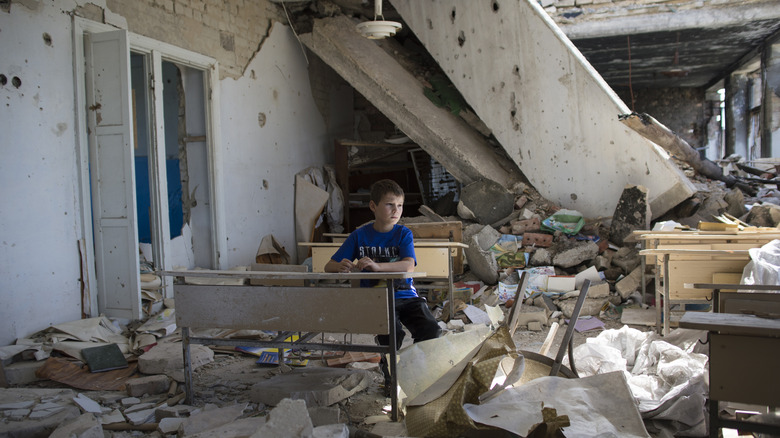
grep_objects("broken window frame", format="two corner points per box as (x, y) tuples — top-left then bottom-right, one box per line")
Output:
(73, 17), (227, 318)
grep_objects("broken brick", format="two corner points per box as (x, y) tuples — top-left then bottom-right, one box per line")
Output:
(511, 217), (541, 234)
(522, 232), (552, 248)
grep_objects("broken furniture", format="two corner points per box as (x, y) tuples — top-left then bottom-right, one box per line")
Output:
(637, 230), (780, 334)
(679, 312), (780, 437)
(160, 269), (426, 421)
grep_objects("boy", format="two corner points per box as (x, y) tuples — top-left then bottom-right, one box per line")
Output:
(325, 179), (441, 388)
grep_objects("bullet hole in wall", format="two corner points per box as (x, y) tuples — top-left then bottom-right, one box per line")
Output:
(43, 32), (52, 46)
(458, 30), (465, 47)
(492, 0), (500, 12)
(450, 7), (456, 23)
(571, 193), (578, 200)
(258, 112), (266, 127)
(0, 75), (6, 86)
(427, 18), (433, 30)
(12, 77), (21, 88)
(262, 180), (269, 189)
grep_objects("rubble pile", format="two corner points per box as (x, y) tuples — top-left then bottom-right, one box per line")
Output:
(417, 164), (780, 334)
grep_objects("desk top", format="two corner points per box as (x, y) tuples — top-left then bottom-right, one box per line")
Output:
(636, 232), (780, 241)
(159, 269), (426, 281)
(639, 249), (750, 256)
(684, 283), (780, 292)
(298, 241), (468, 248)
(679, 312), (780, 337)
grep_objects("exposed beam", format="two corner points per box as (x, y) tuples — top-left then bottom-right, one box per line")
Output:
(560, 2), (780, 40)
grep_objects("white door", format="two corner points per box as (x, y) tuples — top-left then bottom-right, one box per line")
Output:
(84, 30), (141, 320)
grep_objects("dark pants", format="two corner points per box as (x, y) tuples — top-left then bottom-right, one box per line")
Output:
(376, 297), (441, 386)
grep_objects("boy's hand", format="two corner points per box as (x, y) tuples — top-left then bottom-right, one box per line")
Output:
(355, 257), (379, 272)
(335, 258), (356, 273)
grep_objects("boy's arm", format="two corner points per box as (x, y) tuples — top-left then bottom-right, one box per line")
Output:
(355, 256), (415, 273)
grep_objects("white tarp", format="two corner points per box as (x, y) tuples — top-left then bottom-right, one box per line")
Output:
(741, 239), (780, 287)
(564, 326), (709, 436)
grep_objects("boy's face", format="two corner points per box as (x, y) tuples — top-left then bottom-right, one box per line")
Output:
(370, 193), (404, 229)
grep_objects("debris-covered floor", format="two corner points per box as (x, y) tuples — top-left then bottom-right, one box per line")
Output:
(3, 161), (780, 437)
(2, 311), (659, 438)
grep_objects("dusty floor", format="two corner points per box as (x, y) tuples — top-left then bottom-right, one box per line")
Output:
(181, 316), (643, 435)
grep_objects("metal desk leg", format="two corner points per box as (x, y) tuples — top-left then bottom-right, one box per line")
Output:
(663, 254), (671, 336)
(182, 327), (194, 404)
(655, 256), (662, 334)
(709, 398), (719, 438)
(387, 280), (398, 422)
(448, 247), (455, 318)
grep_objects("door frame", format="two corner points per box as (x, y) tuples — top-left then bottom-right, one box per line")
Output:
(73, 17), (227, 318)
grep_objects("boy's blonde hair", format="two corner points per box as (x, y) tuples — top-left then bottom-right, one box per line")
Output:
(370, 179), (404, 204)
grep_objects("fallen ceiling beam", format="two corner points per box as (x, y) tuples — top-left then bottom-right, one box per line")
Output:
(299, 15), (523, 189)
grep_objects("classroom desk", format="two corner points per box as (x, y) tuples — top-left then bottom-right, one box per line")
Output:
(638, 248), (750, 335)
(159, 269), (427, 421)
(679, 312), (780, 437)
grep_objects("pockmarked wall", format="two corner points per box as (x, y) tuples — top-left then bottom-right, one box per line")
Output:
(219, 24), (329, 266)
(0, 0), (333, 346)
(0, 2), (84, 348)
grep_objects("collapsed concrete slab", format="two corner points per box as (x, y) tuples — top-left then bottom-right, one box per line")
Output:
(299, 16), (523, 189)
(249, 368), (371, 407)
(390, 0), (696, 219)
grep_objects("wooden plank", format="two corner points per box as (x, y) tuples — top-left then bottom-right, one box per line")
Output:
(679, 312), (780, 337)
(175, 285), (388, 333)
(710, 333), (780, 406)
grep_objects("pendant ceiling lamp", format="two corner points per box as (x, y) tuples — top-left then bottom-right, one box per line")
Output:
(356, 0), (401, 39)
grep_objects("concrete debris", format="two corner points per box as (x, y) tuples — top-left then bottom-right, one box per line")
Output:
(616, 266), (646, 300)
(138, 340), (214, 382)
(744, 203), (780, 227)
(126, 374), (171, 397)
(49, 413), (103, 438)
(72, 393), (102, 414)
(611, 246), (641, 274)
(557, 297), (609, 318)
(463, 224), (500, 284)
(723, 187), (748, 218)
(552, 240), (599, 268)
(250, 398), (313, 438)
(609, 184), (650, 246)
(460, 179), (515, 225)
(249, 368), (371, 407)
(178, 402), (247, 436)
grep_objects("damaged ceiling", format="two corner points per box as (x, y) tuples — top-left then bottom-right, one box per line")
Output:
(549, 0), (780, 89)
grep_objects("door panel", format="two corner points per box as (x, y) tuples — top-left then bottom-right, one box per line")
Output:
(84, 29), (141, 320)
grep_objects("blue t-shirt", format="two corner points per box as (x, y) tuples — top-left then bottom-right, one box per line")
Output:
(331, 223), (418, 299)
